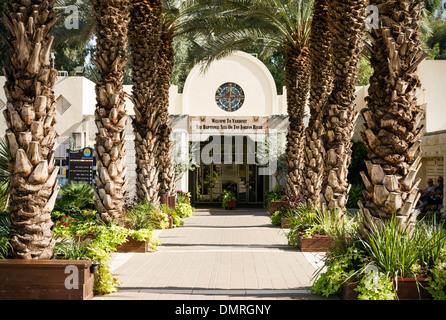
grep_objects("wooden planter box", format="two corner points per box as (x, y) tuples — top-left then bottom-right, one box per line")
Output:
(268, 201), (288, 214)
(298, 234), (350, 252)
(341, 278), (433, 300)
(168, 195), (176, 209)
(226, 200), (236, 210)
(116, 237), (152, 253)
(76, 234), (152, 253)
(281, 217), (291, 229)
(0, 259), (94, 300)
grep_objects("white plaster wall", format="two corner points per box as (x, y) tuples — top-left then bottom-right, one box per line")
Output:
(182, 51), (278, 116)
(417, 60), (446, 133)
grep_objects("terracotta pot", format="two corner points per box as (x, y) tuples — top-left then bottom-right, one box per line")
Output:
(226, 200), (236, 210)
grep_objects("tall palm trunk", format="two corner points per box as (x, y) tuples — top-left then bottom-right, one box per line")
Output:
(92, 0), (130, 224)
(359, 0), (427, 230)
(157, 27), (176, 196)
(302, 0), (333, 207)
(2, 0), (59, 259)
(320, 0), (367, 213)
(129, 0), (162, 203)
(285, 46), (311, 201)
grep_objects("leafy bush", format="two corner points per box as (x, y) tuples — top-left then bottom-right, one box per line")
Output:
(222, 189), (236, 209)
(312, 212), (446, 300)
(285, 204), (357, 246)
(0, 211), (11, 259)
(361, 216), (443, 279)
(54, 216), (160, 295)
(355, 270), (396, 300)
(176, 190), (191, 205)
(54, 181), (95, 211)
(271, 211), (282, 226)
(52, 202), (163, 295)
(265, 185), (286, 209)
(426, 262), (446, 300)
(176, 202), (194, 218)
(346, 184), (365, 209)
(125, 200), (167, 230)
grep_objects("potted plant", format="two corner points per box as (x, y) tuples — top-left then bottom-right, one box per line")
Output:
(265, 185), (287, 214)
(286, 204), (355, 252)
(312, 215), (446, 300)
(222, 189), (237, 210)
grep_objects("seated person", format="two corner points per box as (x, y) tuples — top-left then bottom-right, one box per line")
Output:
(419, 179), (436, 200)
(417, 179), (437, 209)
(427, 177), (444, 208)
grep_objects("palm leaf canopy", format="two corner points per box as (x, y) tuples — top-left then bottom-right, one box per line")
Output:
(178, 0), (314, 68)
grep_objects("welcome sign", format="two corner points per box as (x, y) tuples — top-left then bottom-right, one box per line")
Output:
(189, 116), (269, 134)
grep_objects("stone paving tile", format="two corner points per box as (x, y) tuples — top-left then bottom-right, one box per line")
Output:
(94, 208), (333, 300)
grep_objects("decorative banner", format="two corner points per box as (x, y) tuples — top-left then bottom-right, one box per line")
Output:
(189, 116), (269, 134)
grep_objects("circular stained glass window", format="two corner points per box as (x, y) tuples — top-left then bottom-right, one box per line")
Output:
(215, 82), (245, 112)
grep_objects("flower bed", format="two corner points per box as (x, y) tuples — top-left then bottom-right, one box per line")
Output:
(311, 215), (446, 300)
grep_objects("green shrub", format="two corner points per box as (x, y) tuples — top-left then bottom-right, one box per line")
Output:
(426, 262), (446, 300)
(176, 191), (191, 205)
(271, 211), (282, 226)
(55, 181), (95, 211)
(312, 211), (446, 300)
(54, 219), (160, 295)
(346, 184), (365, 209)
(265, 185), (286, 209)
(125, 200), (165, 230)
(175, 202), (194, 218)
(222, 189), (236, 209)
(285, 204), (358, 246)
(355, 270), (396, 300)
(0, 211), (11, 259)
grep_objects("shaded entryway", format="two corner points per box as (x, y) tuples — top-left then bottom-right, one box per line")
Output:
(95, 208), (332, 300)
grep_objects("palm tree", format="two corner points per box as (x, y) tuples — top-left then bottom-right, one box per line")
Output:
(92, 0), (130, 224)
(358, 0), (428, 230)
(319, 0), (368, 214)
(2, 0), (60, 259)
(301, 0), (333, 207)
(156, 1), (180, 198)
(128, 0), (163, 204)
(180, 0), (314, 201)
(129, 0), (179, 204)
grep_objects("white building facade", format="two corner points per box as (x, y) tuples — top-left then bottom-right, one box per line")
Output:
(0, 51), (445, 206)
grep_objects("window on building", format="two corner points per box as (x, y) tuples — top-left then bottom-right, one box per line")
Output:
(56, 95), (71, 114)
(215, 83), (245, 112)
(71, 132), (84, 150)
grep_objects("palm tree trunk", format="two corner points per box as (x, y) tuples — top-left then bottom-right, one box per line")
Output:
(2, 0), (59, 259)
(359, 0), (427, 230)
(302, 0), (333, 207)
(320, 0), (367, 213)
(285, 47), (311, 201)
(92, 0), (130, 224)
(157, 27), (176, 196)
(129, 0), (162, 203)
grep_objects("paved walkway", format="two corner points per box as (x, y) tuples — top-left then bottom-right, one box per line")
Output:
(95, 208), (331, 300)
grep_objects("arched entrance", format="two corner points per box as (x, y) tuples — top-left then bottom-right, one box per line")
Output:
(190, 135), (268, 205)
(173, 51), (290, 206)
